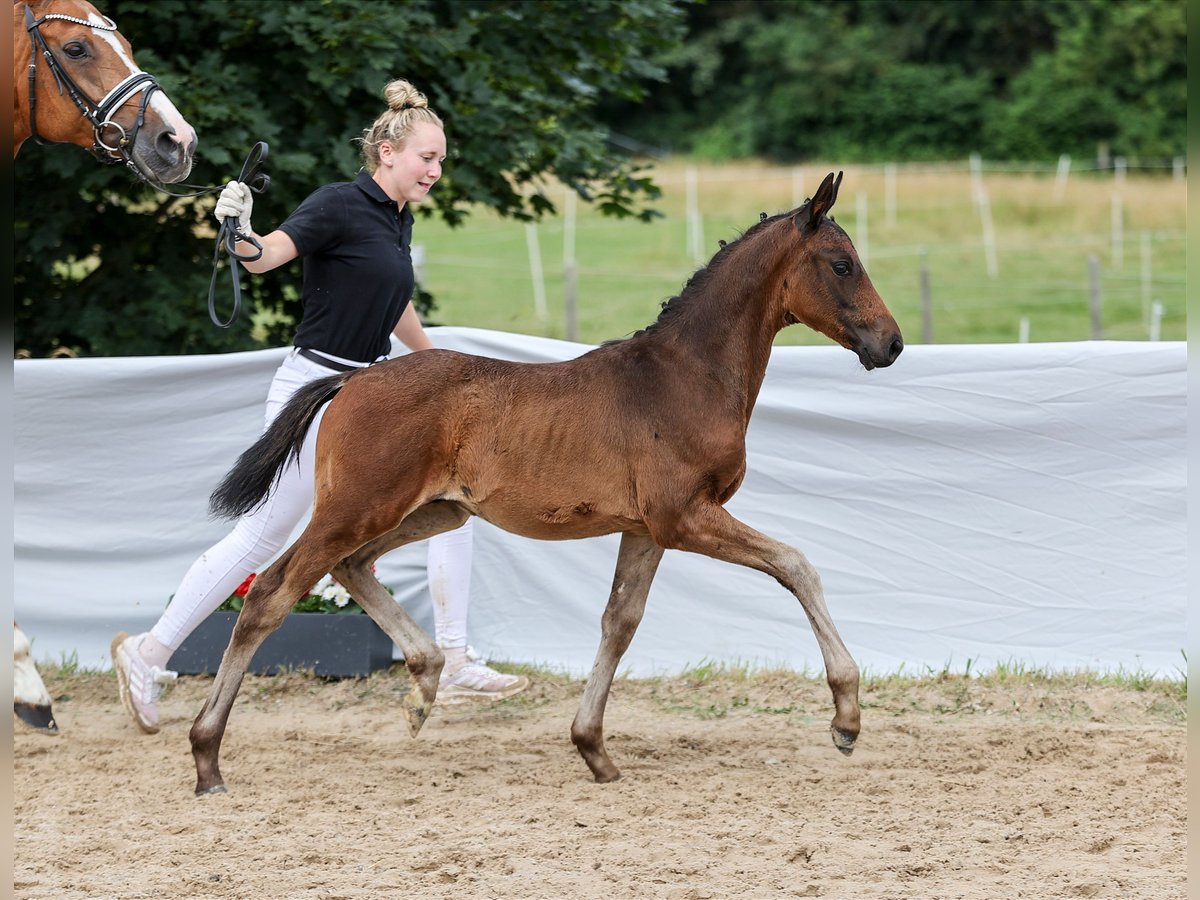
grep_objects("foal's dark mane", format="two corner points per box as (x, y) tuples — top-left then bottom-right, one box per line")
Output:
(606, 201), (812, 346)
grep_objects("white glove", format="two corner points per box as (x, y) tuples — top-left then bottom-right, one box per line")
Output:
(214, 180), (253, 231)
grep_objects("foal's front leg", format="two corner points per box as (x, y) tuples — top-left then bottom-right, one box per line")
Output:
(571, 531), (664, 783)
(190, 545), (334, 795)
(668, 503), (861, 754)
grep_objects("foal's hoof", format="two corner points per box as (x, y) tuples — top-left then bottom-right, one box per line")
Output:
(196, 783), (228, 797)
(401, 686), (433, 738)
(831, 726), (858, 756)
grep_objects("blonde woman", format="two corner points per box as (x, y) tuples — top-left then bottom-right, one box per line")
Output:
(113, 80), (527, 733)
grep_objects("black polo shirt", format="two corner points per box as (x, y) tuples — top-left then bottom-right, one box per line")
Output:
(280, 169), (415, 363)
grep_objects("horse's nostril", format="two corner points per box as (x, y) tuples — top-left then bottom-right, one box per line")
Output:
(889, 336), (904, 362)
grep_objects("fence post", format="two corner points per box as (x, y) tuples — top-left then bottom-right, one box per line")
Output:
(884, 163), (897, 228)
(1111, 193), (1124, 271)
(563, 189), (578, 342)
(1149, 301), (1163, 342)
(919, 247), (933, 344)
(1018, 317), (1030, 343)
(978, 186), (998, 278)
(1054, 154), (1071, 201)
(792, 167), (805, 209)
(1173, 157), (1185, 182)
(1088, 255), (1103, 340)
(969, 152), (983, 208)
(686, 166), (705, 263)
(1140, 231), (1152, 331)
(1114, 156), (1127, 190)
(411, 242), (426, 286)
(524, 223), (547, 323)
(855, 192), (869, 270)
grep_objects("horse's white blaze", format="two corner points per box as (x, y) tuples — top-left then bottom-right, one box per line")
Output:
(151, 91), (196, 147)
(87, 12), (196, 148)
(87, 13), (138, 74)
(14, 626), (52, 707)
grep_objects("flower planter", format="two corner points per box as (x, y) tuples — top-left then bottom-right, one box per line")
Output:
(170, 611), (394, 678)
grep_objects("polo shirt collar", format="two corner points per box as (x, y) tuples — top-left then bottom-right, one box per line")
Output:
(354, 169), (394, 205)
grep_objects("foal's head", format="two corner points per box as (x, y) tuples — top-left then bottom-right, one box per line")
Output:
(777, 172), (903, 370)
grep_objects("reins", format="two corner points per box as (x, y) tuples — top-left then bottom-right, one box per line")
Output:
(208, 142), (270, 329)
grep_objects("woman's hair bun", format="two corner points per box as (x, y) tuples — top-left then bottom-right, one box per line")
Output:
(384, 79), (429, 112)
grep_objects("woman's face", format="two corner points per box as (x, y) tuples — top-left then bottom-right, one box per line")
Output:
(377, 121), (446, 206)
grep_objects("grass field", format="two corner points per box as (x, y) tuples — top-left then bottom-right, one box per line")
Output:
(414, 159), (1186, 346)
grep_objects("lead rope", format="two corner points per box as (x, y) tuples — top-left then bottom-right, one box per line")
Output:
(208, 142), (270, 328)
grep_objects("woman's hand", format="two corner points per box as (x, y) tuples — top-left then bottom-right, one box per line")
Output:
(214, 181), (254, 232)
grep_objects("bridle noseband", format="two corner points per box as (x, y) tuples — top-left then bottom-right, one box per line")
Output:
(24, 4), (161, 177)
(22, 5), (268, 331)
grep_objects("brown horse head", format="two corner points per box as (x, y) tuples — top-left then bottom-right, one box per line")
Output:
(13, 0), (196, 182)
(783, 172), (903, 370)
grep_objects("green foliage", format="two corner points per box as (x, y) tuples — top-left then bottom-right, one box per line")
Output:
(608, 0), (1185, 164)
(14, 0), (685, 357)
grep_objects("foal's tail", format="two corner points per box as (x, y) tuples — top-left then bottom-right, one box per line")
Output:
(208, 372), (350, 520)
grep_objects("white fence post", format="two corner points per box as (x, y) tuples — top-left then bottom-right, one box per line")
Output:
(524, 223), (547, 323)
(686, 165), (704, 263)
(1111, 193), (1124, 271)
(969, 153), (983, 209)
(791, 167), (805, 209)
(1140, 231), (1152, 330)
(1018, 316), (1030, 343)
(1054, 154), (1071, 201)
(978, 186), (998, 278)
(563, 189), (578, 342)
(1149, 301), (1163, 342)
(884, 163), (897, 228)
(1088, 255), (1103, 340)
(855, 192), (869, 270)
(919, 247), (933, 344)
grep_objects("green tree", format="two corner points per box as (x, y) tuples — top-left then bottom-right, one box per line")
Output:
(984, 0), (1186, 159)
(602, 0), (1184, 164)
(15, 0), (685, 357)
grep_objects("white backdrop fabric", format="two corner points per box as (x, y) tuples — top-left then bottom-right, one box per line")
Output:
(14, 330), (1186, 678)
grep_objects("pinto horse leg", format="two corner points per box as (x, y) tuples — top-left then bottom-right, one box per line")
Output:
(570, 531), (664, 783)
(189, 543), (342, 796)
(667, 504), (861, 755)
(332, 502), (472, 737)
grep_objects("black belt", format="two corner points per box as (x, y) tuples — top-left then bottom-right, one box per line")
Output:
(297, 348), (363, 373)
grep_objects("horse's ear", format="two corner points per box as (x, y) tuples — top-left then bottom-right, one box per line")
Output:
(796, 171), (843, 232)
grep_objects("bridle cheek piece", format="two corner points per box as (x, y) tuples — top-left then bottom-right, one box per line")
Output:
(24, 5), (161, 174)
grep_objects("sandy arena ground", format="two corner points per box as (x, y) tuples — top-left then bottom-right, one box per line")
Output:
(14, 666), (1186, 899)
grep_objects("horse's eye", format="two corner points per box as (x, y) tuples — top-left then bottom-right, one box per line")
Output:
(63, 42), (88, 59)
(832, 260), (852, 277)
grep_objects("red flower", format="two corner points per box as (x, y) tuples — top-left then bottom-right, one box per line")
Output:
(234, 573), (257, 597)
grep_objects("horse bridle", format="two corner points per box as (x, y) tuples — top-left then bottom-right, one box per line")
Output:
(24, 4), (161, 177)
(23, 5), (267, 329)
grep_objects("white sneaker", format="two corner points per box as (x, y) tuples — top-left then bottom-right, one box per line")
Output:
(438, 645), (529, 701)
(111, 632), (177, 734)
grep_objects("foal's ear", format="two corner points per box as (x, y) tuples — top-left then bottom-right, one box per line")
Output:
(795, 171), (843, 232)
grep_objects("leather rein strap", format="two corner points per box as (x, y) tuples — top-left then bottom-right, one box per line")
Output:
(208, 142), (271, 329)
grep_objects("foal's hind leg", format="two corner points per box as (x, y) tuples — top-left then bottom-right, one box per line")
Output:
(189, 542), (345, 796)
(570, 531), (664, 783)
(332, 501), (472, 737)
(665, 504), (861, 755)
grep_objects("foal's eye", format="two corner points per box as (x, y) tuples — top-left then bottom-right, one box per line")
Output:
(63, 42), (88, 59)
(832, 260), (852, 277)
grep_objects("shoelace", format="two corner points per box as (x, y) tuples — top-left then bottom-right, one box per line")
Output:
(131, 660), (177, 703)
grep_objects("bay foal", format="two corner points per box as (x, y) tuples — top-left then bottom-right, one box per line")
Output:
(194, 171), (903, 793)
